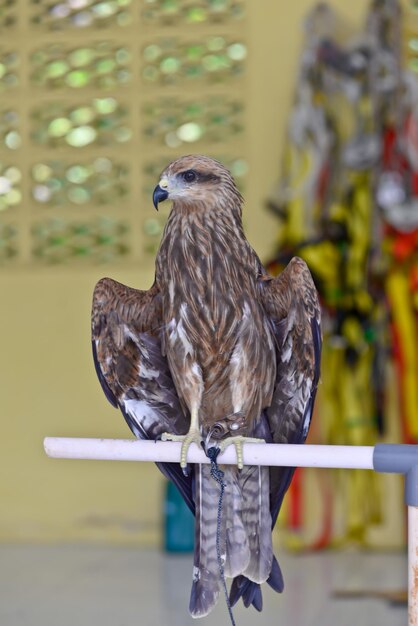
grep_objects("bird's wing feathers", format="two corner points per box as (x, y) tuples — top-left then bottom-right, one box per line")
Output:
(230, 257), (321, 613)
(91, 277), (194, 511)
(260, 256), (322, 525)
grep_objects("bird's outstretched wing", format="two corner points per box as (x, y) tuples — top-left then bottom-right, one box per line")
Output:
(230, 257), (321, 610)
(91, 278), (193, 511)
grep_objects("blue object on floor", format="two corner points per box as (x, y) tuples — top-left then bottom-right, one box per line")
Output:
(164, 480), (194, 552)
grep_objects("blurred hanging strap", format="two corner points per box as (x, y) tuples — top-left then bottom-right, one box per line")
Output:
(206, 445), (237, 626)
(386, 270), (418, 441)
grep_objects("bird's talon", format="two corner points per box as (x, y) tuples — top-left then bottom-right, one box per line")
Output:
(219, 436), (264, 469)
(161, 429), (202, 468)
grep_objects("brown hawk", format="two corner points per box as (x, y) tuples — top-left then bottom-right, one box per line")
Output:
(91, 155), (321, 617)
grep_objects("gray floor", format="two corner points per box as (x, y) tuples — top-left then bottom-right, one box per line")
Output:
(0, 545), (407, 626)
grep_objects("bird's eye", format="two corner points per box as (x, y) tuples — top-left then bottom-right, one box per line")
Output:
(183, 170), (197, 183)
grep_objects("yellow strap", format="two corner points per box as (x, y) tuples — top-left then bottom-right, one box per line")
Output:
(386, 271), (418, 439)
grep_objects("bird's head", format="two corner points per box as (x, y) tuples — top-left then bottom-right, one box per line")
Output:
(152, 154), (243, 212)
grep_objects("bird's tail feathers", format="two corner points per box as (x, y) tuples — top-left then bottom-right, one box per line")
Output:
(189, 463), (221, 618)
(239, 465), (273, 583)
(229, 555), (284, 612)
(189, 463), (274, 618)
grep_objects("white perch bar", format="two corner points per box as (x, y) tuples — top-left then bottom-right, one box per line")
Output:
(44, 437), (375, 469)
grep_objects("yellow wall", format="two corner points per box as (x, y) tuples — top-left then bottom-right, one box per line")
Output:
(0, 1), (374, 545)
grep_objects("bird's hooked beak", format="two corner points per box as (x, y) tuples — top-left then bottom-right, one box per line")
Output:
(153, 178), (169, 210)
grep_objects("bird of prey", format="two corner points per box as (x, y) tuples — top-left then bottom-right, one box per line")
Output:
(91, 154), (321, 617)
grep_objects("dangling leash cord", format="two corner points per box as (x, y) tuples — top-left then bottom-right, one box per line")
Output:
(206, 445), (237, 626)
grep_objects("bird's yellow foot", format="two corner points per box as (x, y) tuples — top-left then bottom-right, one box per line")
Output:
(218, 436), (264, 470)
(161, 430), (202, 472)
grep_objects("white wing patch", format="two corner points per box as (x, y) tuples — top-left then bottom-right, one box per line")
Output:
(123, 324), (138, 343)
(301, 379), (313, 436)
(281, 334), (293, 363)
(123, 399), (160, 432)
(138, 363), (159, 380)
